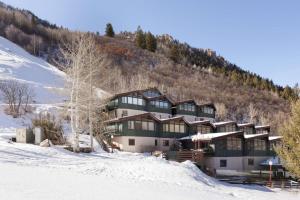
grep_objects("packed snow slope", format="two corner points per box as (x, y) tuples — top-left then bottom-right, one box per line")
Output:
(0, 137), (299, 200)
(0, 36), (66, 103)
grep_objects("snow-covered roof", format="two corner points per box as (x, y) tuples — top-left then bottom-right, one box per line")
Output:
(269, 136), (282, 141)
(185, 131), (243, 141)
(255, 125), (270, 129)
(237, 123), (254, 127)
(244, 133), (269, 139)
(213, 121), (236, 126)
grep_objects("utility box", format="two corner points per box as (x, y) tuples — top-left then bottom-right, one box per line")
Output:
(34, 127), (46, 145)
(16, 128), (34, 144)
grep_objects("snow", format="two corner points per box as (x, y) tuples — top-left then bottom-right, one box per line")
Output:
(182, 131), (242, 141)
(0, 137), (299, 200)
(213, 121), (236, 126)
(269, 136), (283, 141)
(244, 133), (269, 139)
(0, 36), (66, 103)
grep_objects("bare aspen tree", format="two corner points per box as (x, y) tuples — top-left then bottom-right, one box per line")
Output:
(61, 33), (109, 152)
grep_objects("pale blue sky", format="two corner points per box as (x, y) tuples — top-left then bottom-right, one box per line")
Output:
(2, 0), (300, 87)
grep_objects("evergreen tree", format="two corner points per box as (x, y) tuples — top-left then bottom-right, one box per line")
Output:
(105, 23), (115, 37)
(276, 100), (300, 177)
(145, 32), (157, 52)
(135, 26), (146, 49)
(169, 43), (180, 63)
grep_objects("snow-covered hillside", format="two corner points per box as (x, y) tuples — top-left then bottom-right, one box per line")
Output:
(0, 137), (299, 200)
(0, 36), (66, 103)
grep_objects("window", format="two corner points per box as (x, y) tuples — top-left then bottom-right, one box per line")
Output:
(202, 107), (214, 114)
(122, 96), (127, 103)
(243, 127), (254, 135)
(128, 121), (134, 129)
(227, 137), (242, 150)
(137, 98), (143, 106)
(179, 103), (195, 112)
(220, 160), (227, 168)
(121, 95), (145, 106)
(155, 139), (158, 146)
(174, 124), (180, 132)
(127, 97), (133, 104)
(179, 124), (185, 133)
(197, 125), (212, 134)
(163, 122), (185, 133)
(254, 139), (266, 151)
(142, 121), (148, 130)
(128, 120), (155, 131)
(148, 122), (154, 131)
(150, 100), (169, 109)
(248, 158), (254, 166)
(219, 124), (236, 132)
(163, 140), (169, 146)
(169, 123), (175, 132)
(128, 139), (135, 146)
(122, 110), (128, 117)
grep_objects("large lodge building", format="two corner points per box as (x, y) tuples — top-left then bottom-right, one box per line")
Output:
(105, 88), (281, 172)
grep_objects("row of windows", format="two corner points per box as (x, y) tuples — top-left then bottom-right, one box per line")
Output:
(197, 125), (212, 134)
(218, 124), (236, 132)
(122, 96), (145, 106)
(150, 100), (169, 109)
(241, 127), (254, 135)
(128, 139), (169, 146)
(202, 106), (214, 114)
(179, 103), (196, 112)
(254, 139), (266, 150)
(162, 122), (185, 133)
(246, 139), (266, 151)
(227, 137), (242, 150)
(128, 120), (155, 131)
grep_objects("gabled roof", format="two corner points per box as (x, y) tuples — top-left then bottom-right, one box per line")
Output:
(244, 133), (269, 140)
(109, 87), (162, 100)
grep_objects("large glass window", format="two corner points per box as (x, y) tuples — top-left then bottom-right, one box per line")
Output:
(179, 103), (195, 112)
(127, 120), (155, 131)
(227, 136), (242, 150)
(254, 139), (266, 150)
(197, 125), (212, 134)
(121, 95), (145, 106)
(202, 106), (214, 114)
(150, 100), (169, 109)
(163, 122), (185, 133)
(219, 124), (236, 132)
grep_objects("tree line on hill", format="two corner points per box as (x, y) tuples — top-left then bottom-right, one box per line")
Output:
(0, 2), (298, 103)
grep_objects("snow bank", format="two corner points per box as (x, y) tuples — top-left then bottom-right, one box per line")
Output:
(0, 138), (299, 200)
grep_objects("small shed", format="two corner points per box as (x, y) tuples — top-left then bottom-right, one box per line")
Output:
(16, 128), (34, 144)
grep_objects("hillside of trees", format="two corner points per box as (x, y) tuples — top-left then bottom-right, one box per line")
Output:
(0, 1), (299, 134)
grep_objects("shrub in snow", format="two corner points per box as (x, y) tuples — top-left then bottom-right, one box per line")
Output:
(32, 113), (65, 145)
